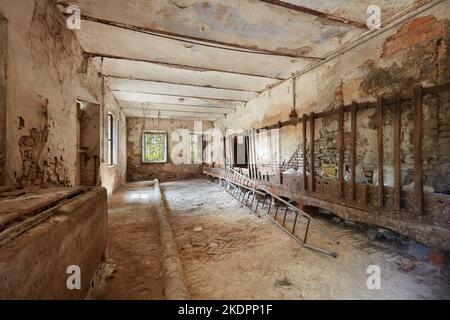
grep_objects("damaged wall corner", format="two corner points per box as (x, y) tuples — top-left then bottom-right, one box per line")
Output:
(0, 0), (127, 193)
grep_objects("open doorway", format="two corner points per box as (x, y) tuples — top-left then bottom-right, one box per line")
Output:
(77, 101), (100, 186)
(232, 134), (249, 168)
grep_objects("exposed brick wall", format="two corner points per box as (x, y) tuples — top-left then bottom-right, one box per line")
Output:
(383, 15), (445, 58)
(275, 16), (450, 192)
(126, 117), (213, 182)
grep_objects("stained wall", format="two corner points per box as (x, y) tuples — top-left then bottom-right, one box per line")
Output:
(216, 3), (450, 193)
(0, 0), (126, 194)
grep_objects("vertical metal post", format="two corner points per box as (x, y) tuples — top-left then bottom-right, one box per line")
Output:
(302, 114), (307, 191)
(251, 190), (256, 207)
(310, 112), (316, 192)
(282, 206), (289, 227)
(394, 94), (402, 210)
(267, 196), (273, 215)
(338, 104), (345, 198)
(275, 200), (280, 219)
(255, 195), (261, 213)
(292, 212), (298, 234)
(304, 219), (311, 244)
(350, 102), (357, 200)
(245, 190), (252, 205)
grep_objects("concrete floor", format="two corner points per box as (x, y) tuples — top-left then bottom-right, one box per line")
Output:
(97, 179), (450, 300)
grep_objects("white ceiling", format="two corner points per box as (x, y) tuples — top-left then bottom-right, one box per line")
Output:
(57, 0), (429, 120)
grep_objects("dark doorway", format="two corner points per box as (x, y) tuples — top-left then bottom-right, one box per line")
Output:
(232, 134), (249, 168)
(78, 102), (100, 186)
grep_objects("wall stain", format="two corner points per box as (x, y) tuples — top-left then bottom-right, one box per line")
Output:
(18, 99), (70, 188)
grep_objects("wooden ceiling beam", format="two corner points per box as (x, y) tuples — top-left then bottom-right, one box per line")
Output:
(62, 9), (324, 60)
(105, 75), (261, 93)
(86, 52), (286, 80)
(111, 90), (250, 103)
(258, 0), (368, 29)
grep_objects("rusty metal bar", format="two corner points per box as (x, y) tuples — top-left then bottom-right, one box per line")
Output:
(245, 190), (252, 205)
(377, 97), (384, 207)
(251, 190), (256, 207)
(394, 94), (402, 210)
(413, 85), (423, 215)
(255, 196), (261, 212)
(338, 104), (345, 198)
(304, 219), (311, 244)
(292, 212), (298, 234)
(267, 196), (273, 215)
(350, 102), (357, 200)
(310, 112), (316, 192)
(282, 206), (289, 227)
(275, 200), (280, 219)
(302, 114), (307, 191)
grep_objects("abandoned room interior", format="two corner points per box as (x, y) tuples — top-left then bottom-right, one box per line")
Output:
(0, 0), (449, 301)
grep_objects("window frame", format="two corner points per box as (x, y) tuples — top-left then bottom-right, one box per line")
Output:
(189, 132), (203, 164)
(107, 113), (115, 166)
(141, 131), (168, 164)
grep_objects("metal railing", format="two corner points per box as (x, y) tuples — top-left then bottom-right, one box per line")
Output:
(221, 165), (339, 258)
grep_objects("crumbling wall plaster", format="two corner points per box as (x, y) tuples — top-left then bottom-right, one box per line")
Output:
(216, 3), (450, 193)
(0, 0), (126, 193)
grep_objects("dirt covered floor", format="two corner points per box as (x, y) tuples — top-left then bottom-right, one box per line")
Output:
(94, 179), (449, 300)
(162, 179), (450, 300)
(93, 182), (164, 300)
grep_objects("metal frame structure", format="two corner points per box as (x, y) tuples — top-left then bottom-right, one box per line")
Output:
(221, 165), (339, 258)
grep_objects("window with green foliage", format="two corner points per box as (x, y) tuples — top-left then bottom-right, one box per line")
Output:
(190, 133), (201, 164)
(142, 132), (167, 163)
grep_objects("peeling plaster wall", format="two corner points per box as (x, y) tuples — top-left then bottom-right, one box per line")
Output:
(216, 3), (450, 193)
(0, 0), (126, 194)
(126, 117), (212, 182)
